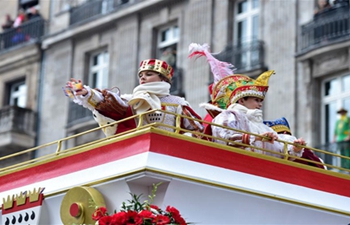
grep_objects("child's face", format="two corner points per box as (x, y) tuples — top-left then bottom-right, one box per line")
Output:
(239, 97), (263, 110)
(138, 71), (162, 84)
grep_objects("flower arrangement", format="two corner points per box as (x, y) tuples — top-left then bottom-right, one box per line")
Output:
(91, 183), (188, 225)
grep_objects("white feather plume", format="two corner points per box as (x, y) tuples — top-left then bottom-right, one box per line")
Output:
(188, 43), (236, 84)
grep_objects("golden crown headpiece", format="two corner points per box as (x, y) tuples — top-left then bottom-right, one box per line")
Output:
(138, 59), (174, 83)
(212, 70), (275, 109)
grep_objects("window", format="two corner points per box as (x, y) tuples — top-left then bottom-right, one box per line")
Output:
(7, 79), (27, 108)
(88, 50), (109, 89)
(158, 25), (179, 68)
(157, 24), (182, 95)
(322, 74), (350, 143)
(234, 0), (260, 70)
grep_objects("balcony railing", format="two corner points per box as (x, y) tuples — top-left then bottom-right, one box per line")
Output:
(0, 105), (36, 135)
(1, 109), (350, 174)
(299, 2), (350, 53)
(316, 140), (350, 172)
(69, 0), (133, 26)
(0, 17), (45, 52)
(214, 40), (265, 73)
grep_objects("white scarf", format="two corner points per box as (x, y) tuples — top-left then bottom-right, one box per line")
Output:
(227, 103), (272, 134)
(128, 82), (170, 114)
(227, 104), (263, 122)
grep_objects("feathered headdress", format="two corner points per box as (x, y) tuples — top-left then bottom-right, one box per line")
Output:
(189, 43), (274, 111)
(188, 43), (236, 93)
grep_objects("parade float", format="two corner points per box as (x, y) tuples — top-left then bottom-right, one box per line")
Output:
(0, 110), (350, 224)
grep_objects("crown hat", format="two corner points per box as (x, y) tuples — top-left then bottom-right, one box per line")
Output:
(212, 70), (275, 109)
(138, 59), (174, 83)
(263, 117), (292, 135)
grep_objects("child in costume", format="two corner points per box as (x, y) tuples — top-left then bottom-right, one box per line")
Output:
(189, 43), (305, 159)
(263, 117), (326, 169)
(64, 59), (203, 137)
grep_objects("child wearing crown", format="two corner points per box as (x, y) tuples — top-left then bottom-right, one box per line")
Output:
(64, 59), (203, 137)
(189, 43), (305, 159)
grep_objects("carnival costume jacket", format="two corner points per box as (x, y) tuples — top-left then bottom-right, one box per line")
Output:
(210, 104), (303, 159)
(73, 82), (203, 137)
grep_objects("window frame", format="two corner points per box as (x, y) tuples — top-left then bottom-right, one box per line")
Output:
(88, 49), (110, 90)
(234, 0), (260, 44)
(321, 73), (350, 144)
(6, 78), (27, 108)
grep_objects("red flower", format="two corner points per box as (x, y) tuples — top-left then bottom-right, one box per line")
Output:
(110, 212), (128, 225)
(92, 206), (108, 221)
(139, 210), (155, 219)
(166, 206), (186, 225)
(98, 215), (113, 225)
(153, 215), (171, 225)
(124, 211), (143, 225)
(166, 206), (180, 215)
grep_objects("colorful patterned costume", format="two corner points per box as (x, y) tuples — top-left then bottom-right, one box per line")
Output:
(189, 43), (303, 159)
(66, 59), (203, 137)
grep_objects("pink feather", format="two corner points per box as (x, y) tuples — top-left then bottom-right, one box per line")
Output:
(188, 43), (235, 84)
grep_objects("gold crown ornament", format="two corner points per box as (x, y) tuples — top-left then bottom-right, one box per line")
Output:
(212, 70), (275, 109)
(138, 59), (174, 83)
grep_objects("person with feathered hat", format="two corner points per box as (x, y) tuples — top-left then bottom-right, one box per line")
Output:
(64, 59), (203, 137)
(189, 43), (305, 159)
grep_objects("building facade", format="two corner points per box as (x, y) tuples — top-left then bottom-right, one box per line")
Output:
(0, 0), (349, 163)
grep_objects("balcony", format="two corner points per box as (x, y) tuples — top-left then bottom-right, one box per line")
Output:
(0, 17), (45, 52)
(69, 0), (134, 26)
(299, 2), (350, 54)
(0, 106), (36, 155)
(214, 40), (266, 75)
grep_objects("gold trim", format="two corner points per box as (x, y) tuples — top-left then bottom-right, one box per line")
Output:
(87, 91), (98, 108)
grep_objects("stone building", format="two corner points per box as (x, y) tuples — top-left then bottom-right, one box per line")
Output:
(0, 0), (349, 164)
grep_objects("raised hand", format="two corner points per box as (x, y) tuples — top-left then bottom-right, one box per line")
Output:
(293, 138), (306, 153)
(66, 78), (87, 96)
(256, 132), (278, 143)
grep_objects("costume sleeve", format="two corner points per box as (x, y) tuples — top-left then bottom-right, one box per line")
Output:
(211, 111), (245, 146)
(72, 86), (104, 111)
(73, 86), (129, 121)
(180, 104), (204, 132)
(212, 111), (304, 159)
